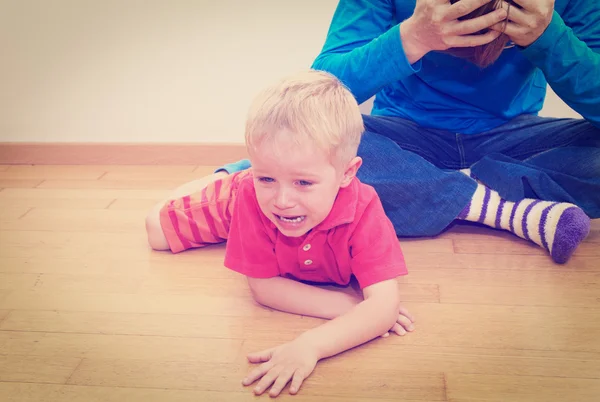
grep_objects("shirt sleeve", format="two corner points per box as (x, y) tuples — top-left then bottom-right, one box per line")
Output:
(310, 0), (421, 104)
(520, 4), (600, 127)
(223, 178), (280, 278)
(349, 193), (408, 289)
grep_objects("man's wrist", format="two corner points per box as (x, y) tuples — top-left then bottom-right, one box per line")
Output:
(400, 18), (429, 64)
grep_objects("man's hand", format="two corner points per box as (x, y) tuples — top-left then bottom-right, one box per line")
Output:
(381, 305), (416, 337)
(492, 0), (555, 47)
(242, 338), (319, 397)
(401, 0), (508, 64)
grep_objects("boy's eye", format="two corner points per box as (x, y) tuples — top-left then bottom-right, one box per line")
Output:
(258, 177), (275, 183)
(297, 180), (313, 186)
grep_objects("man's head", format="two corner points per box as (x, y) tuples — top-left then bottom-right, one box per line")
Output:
(445, 0), (515, 68)
(244, 70), (364, 237)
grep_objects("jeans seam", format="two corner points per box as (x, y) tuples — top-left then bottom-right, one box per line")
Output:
(456, 134), (467, 168)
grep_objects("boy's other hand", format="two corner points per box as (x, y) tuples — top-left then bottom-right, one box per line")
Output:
(242, 338), (318, 397)
(381, 305), (416, 337)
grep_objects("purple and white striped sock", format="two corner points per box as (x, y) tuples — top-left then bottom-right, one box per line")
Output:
(457, 183), (591, 264)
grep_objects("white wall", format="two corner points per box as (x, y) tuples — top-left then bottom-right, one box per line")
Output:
(0, 0), (580, 144)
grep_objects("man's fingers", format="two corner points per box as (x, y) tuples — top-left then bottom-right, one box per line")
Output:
(242, 362), (273, 387)
(269, 369), (295, 397)
(498, 1), (528, 26)
(490, 20), (523, 36)
(289, 370), (307, 395)
(451, 8), (507, 35)
(247, 348), (274, 363)
(445, 0), (494, 21)
(446, 29), (502, 48)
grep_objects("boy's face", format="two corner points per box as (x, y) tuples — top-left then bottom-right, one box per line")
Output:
(250, 130), (361, 237)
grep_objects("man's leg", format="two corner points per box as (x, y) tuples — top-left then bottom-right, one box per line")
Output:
(359, 115), (591, 263)
(356, 116), (476, 237)
(464, 115), (600, 218)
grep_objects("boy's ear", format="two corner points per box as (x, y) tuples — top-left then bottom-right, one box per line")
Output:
(340, 156), (362, 188)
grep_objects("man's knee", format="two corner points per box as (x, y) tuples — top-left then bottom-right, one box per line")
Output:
(145, 206), (170, 251)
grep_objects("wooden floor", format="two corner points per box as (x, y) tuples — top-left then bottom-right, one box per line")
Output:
(0, 164), (599, 402)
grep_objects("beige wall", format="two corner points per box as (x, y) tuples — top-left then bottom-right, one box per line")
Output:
(0, 0), (580, 144)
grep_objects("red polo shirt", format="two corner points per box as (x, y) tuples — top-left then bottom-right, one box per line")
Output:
(224, 175), (407, 289)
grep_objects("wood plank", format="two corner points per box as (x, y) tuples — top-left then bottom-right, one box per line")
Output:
(67, 358), (446, 400)
(100, 167), (211, 181)
(402, 267), (600, 288)
(37, 179), (196, 190)
(0, 355), (81, 383)
(0, 311), (320, 343)
(0, 290), (270, 318)
(0, 166), (107, 180)
(0, 273), (40, 291)
(0, 256), (234, 277)
(0, 311), (9, 325)
(0, 165), (9, 172)
(385, 303), (600, 354)
(0, 179), (43, 189)
(0, 331), (241, 363)
(446, 373), (600, 402)
(0, 382), (417, 402)
(400, 238), (455, 254)
(444, 219), (600, 244)
(0, 209), (147, 233)
(440, 284), (600, 308)
(240, 338), (600, 380)
(0, 330), (47, 355)
(0, 197), (112, 210)
(0, 231), (226, 262)
(0, 143), (247, 165)
(0, 206), (32, 220)
(108, 198), (161, 210)
(29, 273), (142, 293)
(0, 187), (168, 200)
(453, 238), (599, 258)
(404, 251), (600, 271)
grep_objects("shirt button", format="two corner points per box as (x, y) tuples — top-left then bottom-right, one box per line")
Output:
(304, 259), (313, 266)
(303, 244), (311, 251)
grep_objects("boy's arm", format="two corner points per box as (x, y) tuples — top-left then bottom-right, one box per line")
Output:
(298, 278), (401, 358)
(247, 276), (361, 320)
(243, 278), (405, 397)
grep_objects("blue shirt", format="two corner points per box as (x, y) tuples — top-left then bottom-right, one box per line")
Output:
(311, 0), (600, 133)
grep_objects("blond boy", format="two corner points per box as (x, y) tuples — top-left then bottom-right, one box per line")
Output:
(145, 70), (414, 397)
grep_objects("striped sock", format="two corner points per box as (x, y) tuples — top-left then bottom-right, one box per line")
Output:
(457, 183), (591, 264)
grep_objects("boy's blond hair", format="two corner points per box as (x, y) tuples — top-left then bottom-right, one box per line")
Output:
(245, 69), (364, 167)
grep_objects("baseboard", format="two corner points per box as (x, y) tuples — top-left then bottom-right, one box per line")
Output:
(0, 142), (248, 165)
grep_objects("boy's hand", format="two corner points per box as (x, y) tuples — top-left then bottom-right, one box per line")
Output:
(381, 306), (416, 337)
(242, 338), (318, 397)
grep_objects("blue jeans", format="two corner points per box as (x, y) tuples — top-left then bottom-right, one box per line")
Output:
(221, 114), (600, 237)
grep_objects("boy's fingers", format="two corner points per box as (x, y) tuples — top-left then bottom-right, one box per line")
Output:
(397, 315), (415, 332)
(398, 306), (416, 322)
(289, 370), (307, 395)
(242, 362), (273, 386)
(269, 369), (295, 397)
(392, 323), (407, 336)
(381, 332), (390, 338)
(247, 348), (275, 363)
(254, 368), (281, 395)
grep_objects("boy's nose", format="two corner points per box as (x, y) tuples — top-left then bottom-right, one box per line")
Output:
(274, 189), (295, 210)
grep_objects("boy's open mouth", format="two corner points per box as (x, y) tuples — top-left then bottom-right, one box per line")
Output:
(275, 214), (306, 223)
